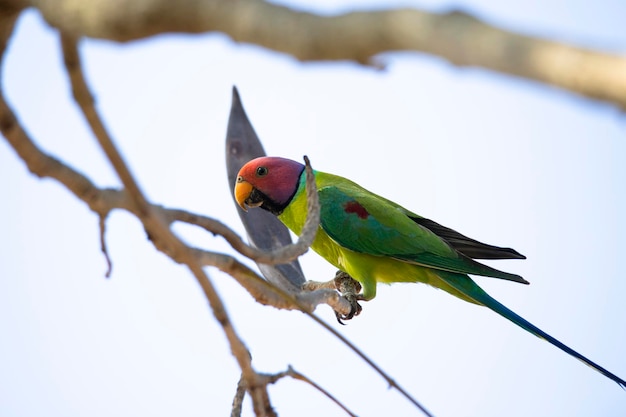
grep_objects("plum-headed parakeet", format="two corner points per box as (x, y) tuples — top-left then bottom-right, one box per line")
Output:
(234, 156), (625, 388)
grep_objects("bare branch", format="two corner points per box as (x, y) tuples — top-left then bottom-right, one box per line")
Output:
(24, 0), (626, 109)
(0, 53), (428, 417)
(1, 14), (433, 415)
(0, 90), (347, 316)
(0, 72), (431, 417)
(300, 155), (319, 249)
(59, 33), (277, 416)
(60, 34), (152, 214)
(302, 279), (338, 291)
(231, 373), (247, 417)
(234, 364), (360, 417)
(189, 246), (351, 315)
(265, 365), (358, 417)
(216, 256), (435, 416)
(98, 213), (112, 277)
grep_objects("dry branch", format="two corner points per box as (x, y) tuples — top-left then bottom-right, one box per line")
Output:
(0, 12), (359, 415)
(263, 366), (359, 417)
(231, 374), (247, 417)
(0, 5), (440, 415)
(10, 0), (624, 109)
(59, 32), (277, 416)
(0, 84), (423, 412)
(0, 85), (345, 316)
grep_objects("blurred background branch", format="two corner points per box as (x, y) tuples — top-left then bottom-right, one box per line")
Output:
(0, 0), (622, 108)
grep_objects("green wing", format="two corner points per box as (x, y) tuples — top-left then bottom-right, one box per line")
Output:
(318, 183), (528, 284)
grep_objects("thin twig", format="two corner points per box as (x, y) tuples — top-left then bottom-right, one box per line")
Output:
(299, 155), (318, 251)
(302, 279), (338, 291)
(265, 365), (358, 417)
(98, 213), (113, 277)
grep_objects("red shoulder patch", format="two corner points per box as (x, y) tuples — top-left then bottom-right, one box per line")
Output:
(344, 200), (369, 219)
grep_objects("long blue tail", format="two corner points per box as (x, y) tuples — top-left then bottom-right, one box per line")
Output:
(438, 271), (626, 389)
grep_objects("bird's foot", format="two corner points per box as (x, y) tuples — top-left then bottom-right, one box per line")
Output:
(334, 293), (363, 324)
(333, 271), (363, 324)
(301, 272), (365, 323)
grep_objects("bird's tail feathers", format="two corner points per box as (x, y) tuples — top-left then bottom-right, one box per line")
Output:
(437, 271), (626, 389)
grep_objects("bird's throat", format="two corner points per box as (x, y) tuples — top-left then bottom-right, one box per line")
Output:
(248, 188), (287, 216)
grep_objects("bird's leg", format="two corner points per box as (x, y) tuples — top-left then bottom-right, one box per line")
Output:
(301, 272), (364, 323)
(333, 271), (363, 324)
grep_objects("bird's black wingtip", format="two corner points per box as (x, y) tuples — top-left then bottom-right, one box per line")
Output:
(512, 274), (530, 285)
(505, 247), (526, 260)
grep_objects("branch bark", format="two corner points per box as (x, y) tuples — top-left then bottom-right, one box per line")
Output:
(0, 88), (347, 315)
(11, 0), (624, 109)
(59, 32), (279, 417)
(0, 11), (335, 413)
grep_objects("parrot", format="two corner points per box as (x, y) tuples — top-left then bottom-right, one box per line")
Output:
(234, 156), (626, 388)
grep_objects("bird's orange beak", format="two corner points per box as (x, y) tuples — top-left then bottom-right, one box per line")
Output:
(234, 178), (254, 211)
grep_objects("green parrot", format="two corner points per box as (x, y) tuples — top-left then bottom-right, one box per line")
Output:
(234, 156), (625, 388)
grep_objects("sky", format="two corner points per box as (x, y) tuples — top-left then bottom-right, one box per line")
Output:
(1, 1), (625, 416)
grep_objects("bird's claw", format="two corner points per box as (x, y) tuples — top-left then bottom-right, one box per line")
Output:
(333, 271), (364, 324)
(335, 293), (363, 324)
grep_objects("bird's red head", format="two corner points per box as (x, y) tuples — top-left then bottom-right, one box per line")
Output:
(234, 156), (305, 215)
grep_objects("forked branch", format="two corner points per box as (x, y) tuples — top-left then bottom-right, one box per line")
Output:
(0, 10), (434, 417)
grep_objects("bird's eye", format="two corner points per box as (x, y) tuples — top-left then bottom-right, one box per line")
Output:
(256, 166), (268, 177)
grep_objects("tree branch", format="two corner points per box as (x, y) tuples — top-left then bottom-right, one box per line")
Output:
(0, 97), (429, 413)
(0, 90), (346, 315)
(231, 373), (247, 417)
(264, 365), (358, 417)
(59, 32), (280, 416)
(20, 0), (626, 109)
(1, 10), (434, 416)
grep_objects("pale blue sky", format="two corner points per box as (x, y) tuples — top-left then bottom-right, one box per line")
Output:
(1, 2), (625, 416)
